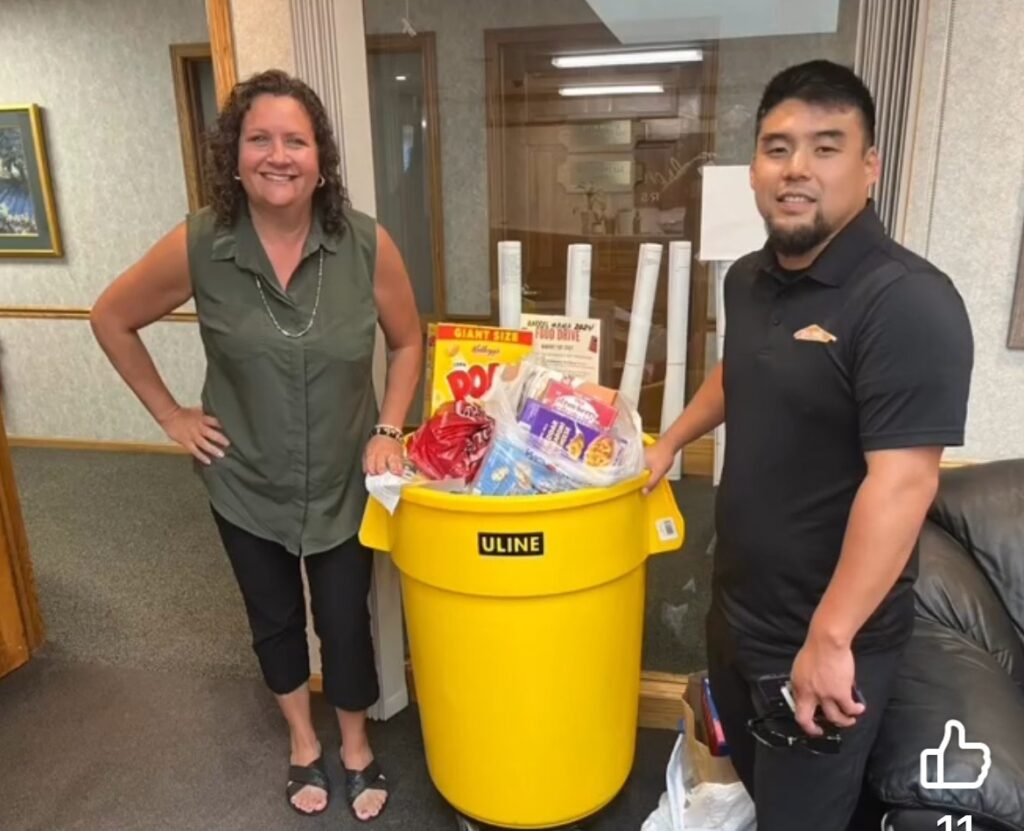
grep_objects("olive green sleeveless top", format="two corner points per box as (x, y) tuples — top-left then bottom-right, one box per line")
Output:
(187, 205), (378, 556)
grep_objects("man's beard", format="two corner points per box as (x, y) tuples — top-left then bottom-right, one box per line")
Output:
(765, 209), (832, 257)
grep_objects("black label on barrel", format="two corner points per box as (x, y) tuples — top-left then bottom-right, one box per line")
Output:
(478, 532), (545, 557)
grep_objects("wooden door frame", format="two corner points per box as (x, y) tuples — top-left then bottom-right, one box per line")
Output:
(366, 32), (449, 320)
(170, 42), (214, 212)
(0, 403), (44, 677)
(206, 0), (238, 109)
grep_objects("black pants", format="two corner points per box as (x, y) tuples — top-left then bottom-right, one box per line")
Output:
(212, 508), (380, 711)
(707, 603), (903, 831)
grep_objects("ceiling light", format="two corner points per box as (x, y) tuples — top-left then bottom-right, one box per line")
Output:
(552, 48), (702, 68)
(395, 75), (408, 81)
(559, 84), (665, 97)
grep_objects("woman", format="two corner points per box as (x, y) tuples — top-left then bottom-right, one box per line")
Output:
(90, 69), (422, 822)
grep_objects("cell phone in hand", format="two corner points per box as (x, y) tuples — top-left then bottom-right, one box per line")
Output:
(754, 674), (865, 725)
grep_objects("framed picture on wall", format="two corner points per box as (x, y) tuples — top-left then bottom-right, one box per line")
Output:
(0, 104), (62, 258)
(1010, 226), (1024, 349)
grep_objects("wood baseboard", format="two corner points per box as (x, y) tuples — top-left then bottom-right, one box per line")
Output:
(310, 666), (686, 731)
(682, 435), (713, 478)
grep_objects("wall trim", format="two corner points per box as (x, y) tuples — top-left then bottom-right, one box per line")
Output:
(9, 437), (186, 455)
(0, 307), (196, 322)
(311, 666), (688, 731)
(10, 434), (971, 476)
(8, 433), (716, 475)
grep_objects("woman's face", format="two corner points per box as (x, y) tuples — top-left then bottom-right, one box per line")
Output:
(237, 94), (320, 213)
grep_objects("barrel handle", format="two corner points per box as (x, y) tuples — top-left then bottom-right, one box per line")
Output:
(644, 475), (686, 555)
(359, 495), (393, 552)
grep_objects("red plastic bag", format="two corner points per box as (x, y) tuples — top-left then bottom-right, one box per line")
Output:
(407, 400), (495, 482)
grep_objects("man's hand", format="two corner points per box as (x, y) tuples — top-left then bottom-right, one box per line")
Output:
(790, 634), (865, 736)
(643, 439), (677, 494)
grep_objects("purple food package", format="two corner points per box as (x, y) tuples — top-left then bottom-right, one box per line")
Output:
(518, 399), (621, 468)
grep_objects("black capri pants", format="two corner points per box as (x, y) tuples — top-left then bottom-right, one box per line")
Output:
(212, 508), (380, 712)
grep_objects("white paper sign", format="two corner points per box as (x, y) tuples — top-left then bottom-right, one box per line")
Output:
(699, 165), (766, 262)
(520, 313), (602, 383)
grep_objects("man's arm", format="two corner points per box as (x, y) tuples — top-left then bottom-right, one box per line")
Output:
(790, 446), (942, 734)
(644, 361), (724, 490)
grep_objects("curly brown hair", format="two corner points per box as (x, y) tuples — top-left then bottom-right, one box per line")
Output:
(205, 69), (348, 236)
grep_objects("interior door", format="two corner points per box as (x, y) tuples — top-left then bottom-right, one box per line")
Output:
(0, 402), (44, 680)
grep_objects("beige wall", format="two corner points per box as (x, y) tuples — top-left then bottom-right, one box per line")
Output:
(0, 0), (209, 441)
(902, 0), (1024, 461)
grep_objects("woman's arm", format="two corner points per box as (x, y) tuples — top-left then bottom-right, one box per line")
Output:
(365, 225), (423, 475)
(90, 224), (228, 463)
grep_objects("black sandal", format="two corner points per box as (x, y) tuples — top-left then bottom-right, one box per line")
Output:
(345, 760), (389, 822)
(286, 754), (330, 817)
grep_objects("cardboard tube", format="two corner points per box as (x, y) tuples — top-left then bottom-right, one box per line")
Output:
(565, 243), (592, 318)
(497, 241), (522, 329)
(619, 243), (663, 407)
(661, 241), (692, 479)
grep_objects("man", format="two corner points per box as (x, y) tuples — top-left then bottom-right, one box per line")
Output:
(646, 60), (973, 830)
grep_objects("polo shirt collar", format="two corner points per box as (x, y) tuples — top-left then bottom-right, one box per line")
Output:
(756, 201), (885, 287)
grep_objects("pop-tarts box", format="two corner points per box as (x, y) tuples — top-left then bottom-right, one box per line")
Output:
(473, 436), (576, 496)
(518, 399), (621, 468)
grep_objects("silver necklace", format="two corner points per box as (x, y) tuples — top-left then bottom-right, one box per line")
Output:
(253, 249), (324, 339)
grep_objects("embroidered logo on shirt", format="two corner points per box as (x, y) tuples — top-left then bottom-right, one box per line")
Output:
(793, 324), (837, 343)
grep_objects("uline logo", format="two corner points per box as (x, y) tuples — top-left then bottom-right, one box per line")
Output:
(478, 532), (545, 557)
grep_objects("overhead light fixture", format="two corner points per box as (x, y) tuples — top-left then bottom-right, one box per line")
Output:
(559, 84), (665, 97)
(552, 48), (702, 68)
(395, 75), (408, 81)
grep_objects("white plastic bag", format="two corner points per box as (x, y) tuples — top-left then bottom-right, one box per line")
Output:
(642, 731), (756, 831)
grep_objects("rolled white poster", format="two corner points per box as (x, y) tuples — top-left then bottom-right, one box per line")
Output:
(565, 243), (592, 319)
(619, 243), (664, 408)
(497, 241), (522, 329)
(660, 241), (692, 480)
(713, 260), (732, 487)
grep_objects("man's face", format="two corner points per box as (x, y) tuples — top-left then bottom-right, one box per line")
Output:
(750, 99), (880, 258)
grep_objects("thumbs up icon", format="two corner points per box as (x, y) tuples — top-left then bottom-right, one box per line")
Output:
(920, 719), (992, 790)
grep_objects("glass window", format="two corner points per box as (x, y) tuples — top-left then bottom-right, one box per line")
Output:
(365, 0), (860, 430)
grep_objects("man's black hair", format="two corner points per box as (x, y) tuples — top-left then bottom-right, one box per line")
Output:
(755, 60), (876, 147)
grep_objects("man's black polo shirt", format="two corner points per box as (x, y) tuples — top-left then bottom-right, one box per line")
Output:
(715, 204), (973, 653)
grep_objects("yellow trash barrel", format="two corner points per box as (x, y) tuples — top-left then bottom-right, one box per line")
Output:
(359, 472), (685, 829)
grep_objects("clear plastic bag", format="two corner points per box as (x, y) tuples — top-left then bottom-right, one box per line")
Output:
(478, 358), (645, 491)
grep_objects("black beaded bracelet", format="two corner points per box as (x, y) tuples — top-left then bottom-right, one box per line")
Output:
(369, 424), (403, 442)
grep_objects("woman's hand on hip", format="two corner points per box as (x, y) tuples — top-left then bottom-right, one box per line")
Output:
(364, 435), (405, 476)
(159, 406), (230, 465)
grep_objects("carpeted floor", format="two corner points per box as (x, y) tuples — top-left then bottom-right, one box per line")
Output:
(1, 447), (715, 831)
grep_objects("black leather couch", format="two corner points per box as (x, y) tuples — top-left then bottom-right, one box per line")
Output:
(869, 460), (1024, 831)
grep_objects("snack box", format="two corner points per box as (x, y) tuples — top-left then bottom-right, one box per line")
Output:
(701, 676), (731, 757)
(472, 436), (576, 496)
(518, 399), (621, 468)
(541, 380), (618, 430)
(423, 323), (534, 417)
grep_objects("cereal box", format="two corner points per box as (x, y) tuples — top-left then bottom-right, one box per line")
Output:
(518, 399), (621, 468)
(423, 323), (534, 417)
